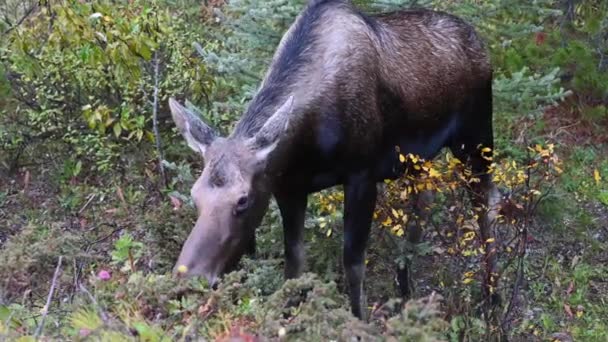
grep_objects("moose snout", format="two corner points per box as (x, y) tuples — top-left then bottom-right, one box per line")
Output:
(173, 263), (219, 288)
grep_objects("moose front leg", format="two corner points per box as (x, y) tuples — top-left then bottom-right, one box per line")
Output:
(276, 192), (308, 280)
(343, 174), (377, 320)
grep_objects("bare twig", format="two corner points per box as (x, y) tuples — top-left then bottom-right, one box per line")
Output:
(34, 256), (63, 338)
(79, 283), (109, 323)
(78, 193), (97, 215)
(151, 50), (167, 188)
(2, 3), (37, 35)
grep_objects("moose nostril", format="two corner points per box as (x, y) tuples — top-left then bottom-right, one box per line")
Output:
(235, 195), (249, 215)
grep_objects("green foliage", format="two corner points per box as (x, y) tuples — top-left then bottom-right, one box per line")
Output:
(0, 0), (211, 172)
(493, 66), (570, 119)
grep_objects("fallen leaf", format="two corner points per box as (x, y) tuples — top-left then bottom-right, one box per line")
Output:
(116, 186), (127, 206)
(563, 303), (573, 319)
(433, 246), (445, 255)
(23, 170), (30, 193)
(566, 281), (575, 295)
(198, 296), (217, 319)
(169, 195), (182, 211)
(594, 169), (601, 184)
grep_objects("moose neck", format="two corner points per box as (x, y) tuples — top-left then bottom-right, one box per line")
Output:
(231, 0), (325, 139)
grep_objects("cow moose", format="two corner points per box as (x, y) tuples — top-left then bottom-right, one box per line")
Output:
(168, 0), (501, 320)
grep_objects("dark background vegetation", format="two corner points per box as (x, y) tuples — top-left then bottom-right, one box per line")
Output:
(0, 0), (607, 340)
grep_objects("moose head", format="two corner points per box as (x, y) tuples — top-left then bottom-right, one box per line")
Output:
(168, 96), (295, 285)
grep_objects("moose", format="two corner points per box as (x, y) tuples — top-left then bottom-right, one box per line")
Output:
(169, 0), (501, 319)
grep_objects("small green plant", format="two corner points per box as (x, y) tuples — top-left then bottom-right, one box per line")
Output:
(111, 233), (144, 272)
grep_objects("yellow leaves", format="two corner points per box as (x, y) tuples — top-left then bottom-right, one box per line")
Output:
(391, 208), (400, 218)
(576, 305), (584, 318)
(462, 231), (476, 242)
(462, 271), (475, 284)
(428, 167), (441, 178)
(594, 169), (601, 184)
(530, 143), (553, 158)
(481, 147), (493, 161)
(408, 154), (419, 164)
(553, 165), (563, 174)
(399, 154), (406, 163)
(382, 217), (393, 227)
(391, 224), (404, 237)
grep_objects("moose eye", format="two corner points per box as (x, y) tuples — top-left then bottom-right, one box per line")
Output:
(234, 195), (249, 215)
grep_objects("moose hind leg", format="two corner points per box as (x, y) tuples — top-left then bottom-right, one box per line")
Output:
(343, 173), (377, 320)
(451, 142), (501, 309)
(396, 189), (434, 299)
(475, 173), (501, 306)
(450, 77), (502, 307)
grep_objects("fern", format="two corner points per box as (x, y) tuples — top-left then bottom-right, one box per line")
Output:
(70, 308), (103, 331)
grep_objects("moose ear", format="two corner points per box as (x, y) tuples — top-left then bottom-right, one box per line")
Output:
(169, 98), (218, 156)
(251, 95), (295, 161)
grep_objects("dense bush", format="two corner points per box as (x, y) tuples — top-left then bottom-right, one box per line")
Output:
(0, 0), (212, 174)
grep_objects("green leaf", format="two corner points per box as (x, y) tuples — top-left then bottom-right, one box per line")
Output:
(139, 42), (152, 60)
(113, 123), (122, 138)
(73, 161), (82, 176)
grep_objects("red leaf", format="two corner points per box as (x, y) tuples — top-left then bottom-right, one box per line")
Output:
(566, 281), (575, 295)
(170, 195), (182, 211)
(535, 32), (546, 45)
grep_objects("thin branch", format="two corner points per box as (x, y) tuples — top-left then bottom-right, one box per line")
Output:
(2, 3), (37, 35)
(151, 50), (167, 188)
(78, 194), (97, 215)
(34, 255), (63, 338)
(78, 283), (110, 323)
